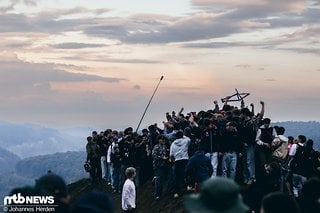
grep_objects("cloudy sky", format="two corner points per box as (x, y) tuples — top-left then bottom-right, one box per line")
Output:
(0, 0), (319, 130)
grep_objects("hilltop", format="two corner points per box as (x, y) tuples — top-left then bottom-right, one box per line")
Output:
(68, 178), (186, 213)
(67, 176), (263, 213)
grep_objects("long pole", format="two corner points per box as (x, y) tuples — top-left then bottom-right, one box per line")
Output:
(135, 76), (164, 132)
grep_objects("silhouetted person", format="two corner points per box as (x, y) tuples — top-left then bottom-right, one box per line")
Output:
(86, 136), (101, 183)
(184, 177), (249, 213)
(185, 147), (213, 193)
(260, 192), (300, 213)
(35, 174), (70, 213)
(298, 177), (320, 213)
(71, 190), (113, 213)
(290, 139), (319, 197)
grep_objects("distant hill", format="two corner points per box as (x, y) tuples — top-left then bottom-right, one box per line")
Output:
(0, 173), (34, 202)
(0, 147), (20, 175)
(0, 151), (88, 203)
(0, 121), (85, 158)
(274, 121), (320, 150)
(15, 151), (87, 183)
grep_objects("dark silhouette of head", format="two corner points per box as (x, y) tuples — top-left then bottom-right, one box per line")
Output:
(261, 192), (299, 213)
(72, 190), (113, 213)
(175, 130), (184, 139)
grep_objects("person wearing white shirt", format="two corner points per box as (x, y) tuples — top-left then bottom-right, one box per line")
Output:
(106, 141), (114, 186)
(170, 131), (190, 198)
(121, 167), (136, 213)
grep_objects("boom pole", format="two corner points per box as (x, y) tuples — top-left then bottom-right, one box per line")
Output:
(135, 76), (164, 132)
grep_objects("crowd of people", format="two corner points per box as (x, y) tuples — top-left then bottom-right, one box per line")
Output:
(6, 98), (320, 213)
(85, 99), (320, 212)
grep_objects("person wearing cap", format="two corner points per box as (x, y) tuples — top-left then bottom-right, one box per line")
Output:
(184, 177), (249, 213)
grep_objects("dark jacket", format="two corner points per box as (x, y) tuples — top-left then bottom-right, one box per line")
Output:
(291, 146), (319, 178)
(97, 136), (109, 157)
(260, 127), (274, 145)
(201, 128), (220, 153)
(185, 151), (213, 183)
(86, 141), (100, 161)
(239, 119), (257, 145)
(220, 129), (242, 153)
(111, 146), (122, 167)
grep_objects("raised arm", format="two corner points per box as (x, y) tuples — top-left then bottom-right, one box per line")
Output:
(250, 103), (255, 115)
(188, 112), (199, 127)
(257, 101), (265, 119)
(213, 100), (219, 113)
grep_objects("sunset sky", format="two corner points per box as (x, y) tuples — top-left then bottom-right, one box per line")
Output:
(0, 0), (319, 130)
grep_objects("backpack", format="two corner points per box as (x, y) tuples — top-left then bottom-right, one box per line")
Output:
(84, 162), (91, 172)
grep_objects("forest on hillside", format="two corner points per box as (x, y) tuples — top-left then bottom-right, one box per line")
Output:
(274, 121), (320, 149)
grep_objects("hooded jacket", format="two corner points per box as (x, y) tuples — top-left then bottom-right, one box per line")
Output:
(185, 150), (213, 183)
(170, 136), (191, 162)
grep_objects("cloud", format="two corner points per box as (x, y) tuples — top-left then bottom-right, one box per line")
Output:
(0, 6), (261, 44)
(277, 47), (320, 55)
(183, 42), (234, 48)
(0, 53), (125, 97)
(0, 3), (15, 13)
(133, 85), (141, 90)
(52, 42), (106, 49)
(0, 54), (139, 128)
(265, 78), (276, 82)
(0, 0), (38, 13)
(82, 2), (318, 45)
(0, 1), (318, 49)
(182, 22), (320, 55)
(36, 7), (111, 19)
(192, 0), (306, 13)
(277, 24), (320, 43)
(62, 54), (163, 64)
(0, 8), (109, 34)
(235, 64), (251, 69)
(0, 61), (124, 84)
(0, 53), (214, 128)
(22, 0), (37, 6)
(84, 12), (246, 43)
